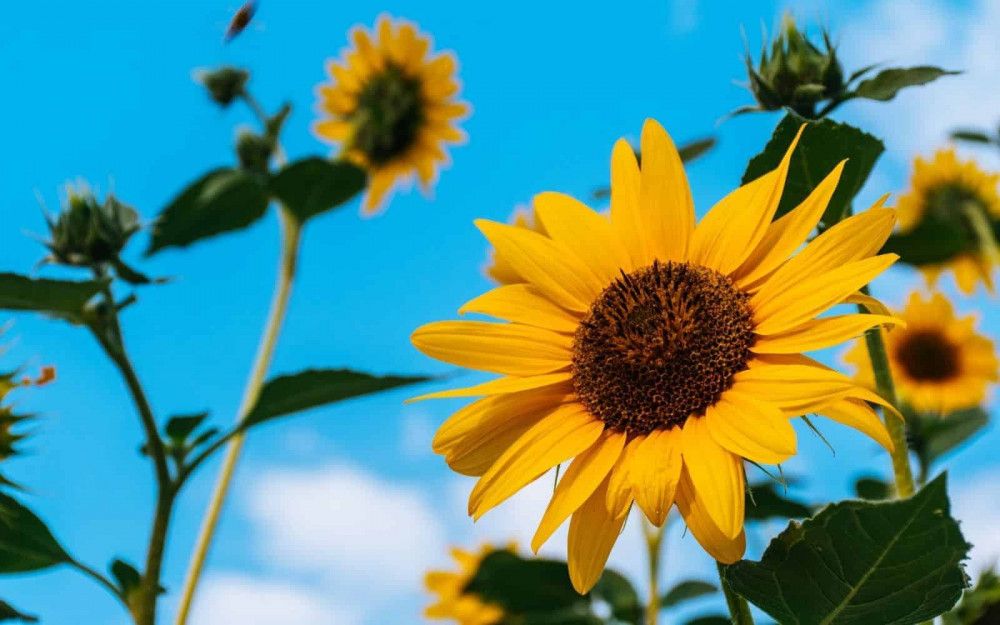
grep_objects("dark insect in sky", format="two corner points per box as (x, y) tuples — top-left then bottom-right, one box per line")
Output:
(225, 1), (257, 42)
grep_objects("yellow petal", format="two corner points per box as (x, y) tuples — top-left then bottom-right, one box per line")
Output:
(475, 219), (602, 312)
(605, 435), (644, 515)
(534, 191), (630, 283)
(411, 320), (571, 375)
(409, 372), (573, 401)
(689, 125), (804, 274)
(680, 417), (745, 538)
(733, 363), (860, 415)
(460, 284), (581, 334)
(568, 476), (628, 593)
(639, 119), (695, 261)
(469, 404), (604, 519)
(820, 398), (894, 452)
(676, 470), (746, 564)
(753, 314), (902, 353)
(610, 139), (645, 268)
(752, 254), (899, 335)
(845, 291), (892, 316)
(434, 388), (569, 476)
(705, 391), (797, 465)
(532, 431), (626, 552)
(631, 428), (683, 526)
(732, 161), (845, 288)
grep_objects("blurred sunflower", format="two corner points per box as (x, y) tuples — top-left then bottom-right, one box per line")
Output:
(314, 14), (469, 214)
(411, 119), (903, 593)
(425, 544), (508, 625)
(898, 148), (1000, 294)
(484, 205), (547, 284)
(846, 292), (998, 414)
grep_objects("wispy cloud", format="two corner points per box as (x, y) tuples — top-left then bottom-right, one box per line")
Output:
(190, 574), (361, 625)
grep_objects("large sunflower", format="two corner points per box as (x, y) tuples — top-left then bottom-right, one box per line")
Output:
(412, 119), (901, 593)
(846, 292), (998, 414)
(898, 148), (1000, 294)
(424, 544), (508, 625)
(314, 15), (469, 214)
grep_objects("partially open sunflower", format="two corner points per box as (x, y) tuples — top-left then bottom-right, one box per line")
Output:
(315, 15), (468, 214)
(424, 544), (508, 625)
(846, 291), (998, 414)
(412, 119), (902, 593)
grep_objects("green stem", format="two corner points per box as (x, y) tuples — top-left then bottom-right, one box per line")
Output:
(174, 208), (301, 625)
(69, 558), (125, 603)
(718, 562), (755, 625)
(964, 202), (1000, 276)
(642, 518), (664, 625)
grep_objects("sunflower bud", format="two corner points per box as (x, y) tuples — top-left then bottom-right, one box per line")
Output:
(195, 66), (250, 107)
(235, 129), (273, 174)
(745, 15), (845, 117)
(45, 184), (141, 269)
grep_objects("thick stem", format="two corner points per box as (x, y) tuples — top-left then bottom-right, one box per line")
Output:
(174, 209), (301, 625)
(718, 562), (755, 625)
(642, 519), (664, 625)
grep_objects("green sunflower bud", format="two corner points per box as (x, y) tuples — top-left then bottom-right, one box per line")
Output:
(235, 129), (273, 174)
(745, 15), (846, 118)
(195, 66), (250, 107)
(45, 185), (141, 269)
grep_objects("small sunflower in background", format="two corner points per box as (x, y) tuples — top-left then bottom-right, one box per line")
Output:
(314, 14), (469, 214)
(897, 148), (1000, 294)
(425, 544), (509, 625)
(483, 205), (547, 285)
(412, 119), (903, 592)
(846, 292), (998, 414)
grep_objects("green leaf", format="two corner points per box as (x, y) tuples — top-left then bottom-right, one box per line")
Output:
(0, 273), (106, 323)
(0, 492), (71, 573)
(907, 406), (989, 470)
(723, 474), (970, 625)
(243, 369), (430, 427)
(165, 412), (210, 442)
(146, 168), (269, 256)
(0, 600), (37, 623)
(683, 617), (731, 625)
(950, 129), (994, 145)
(742, 113), (884, 227)
(592, 569), (642, 623)
(677, 137), (717, 163)
(854, 476), (891, 501)
(853, 66), (959, 101)
(881, 211), (974, 266)
(662, 579), (718, 608)
(110, 558), (142, 600)
(746, 481), (812, 521)
(269, 158), (366, 223)
(464, 550), (585, 614)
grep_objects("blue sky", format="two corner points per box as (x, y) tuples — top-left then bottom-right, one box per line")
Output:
(1, 1), (998, 623)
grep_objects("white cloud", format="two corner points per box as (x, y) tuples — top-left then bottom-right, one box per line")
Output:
(952, 468), (1000, 575)
(189, 575), (361, 625)
(246, 463), (447, 594)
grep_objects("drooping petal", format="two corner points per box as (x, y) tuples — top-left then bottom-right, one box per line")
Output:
(532, 431), (626, 552)
(409, 372), (573, 401)
(753, 314), (902, 353)
(459, 284), (581, 333)
(610, 139), (645, 268)
(568, 477), (629, 593)
(411, 321), (572, 375)
(676, 470), (746, 564)
(846, 291), (892, 316)
(533, 191), (630, 283)
(704, 391), (797, 465)
(732, 362), (859, 415)
(475, 219), (602, 311)
(680, 417), (746, 539)
(819, 398), (894, 452)
(631, 428), (683, 526)
(688, 125), (804, 274)
(638, 119), (695, 262)
(469, 404), (604, 519)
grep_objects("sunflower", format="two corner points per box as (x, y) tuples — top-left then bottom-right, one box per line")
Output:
(424, 544), (509, 625)
(411, 119), (902, 593)
(846, 291), (998, 414)
(314, 15), (469, 214)
(897, 148), (1000, 294)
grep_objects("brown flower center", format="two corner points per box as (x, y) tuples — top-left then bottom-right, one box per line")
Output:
(571, 261), (756, 435)
(351, 63), (425, 165)
(894, 329), (960, 382)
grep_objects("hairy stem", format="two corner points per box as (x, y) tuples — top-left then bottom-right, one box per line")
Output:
(718, 562), (755, 625)
(174, 209), (301, 625)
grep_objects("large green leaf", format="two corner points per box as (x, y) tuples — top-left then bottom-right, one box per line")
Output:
(742, 113), (884, 227)
(881, 211), (975, 266)
(146, 168), (269, 255)
(464, 550), (585, 614)
(0, 273), (106, 323)
(269, 158), (366, 223)
(0, 492), (71, 573)
(662, 579), (717, 608)
(723, 474), (969, 625)
(907, 407), (989, 470)
(0, 600), (37, 623)
(853, 67), (958, 101)
(746, 481), (812, 521)
(243, 369), (430, 427)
